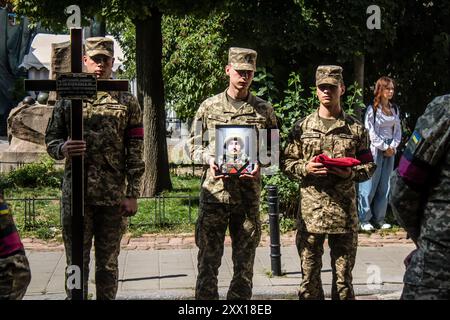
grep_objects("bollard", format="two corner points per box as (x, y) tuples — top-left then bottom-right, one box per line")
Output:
(266, 185), (282, 276)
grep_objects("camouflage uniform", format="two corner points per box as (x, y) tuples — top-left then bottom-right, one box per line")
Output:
(0, 196), (31, 300)
(190, 47), (277, 300)
(45, 37), (144, 300)
(283, 65), (375, 300)
(389, 94), (450, 300)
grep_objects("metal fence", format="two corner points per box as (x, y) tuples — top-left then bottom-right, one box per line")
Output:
(0, 161), (28, 173)
(169, 163), (204, 177)
(6, 194), (200, 230)
(166, 117), (183, 138)
(129, 195), (199, 227)
(0, 161), (65, 173)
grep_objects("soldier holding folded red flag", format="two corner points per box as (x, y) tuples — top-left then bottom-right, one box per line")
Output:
(283, 65), (376, 300)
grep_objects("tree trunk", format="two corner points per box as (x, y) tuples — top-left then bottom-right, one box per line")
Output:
(135, 8), (172, 196)
(353, 53), (365, 121)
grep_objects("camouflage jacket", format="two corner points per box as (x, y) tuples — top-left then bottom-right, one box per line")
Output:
(283, 110), (375, 234)
(189, 90), (277, 204)
(389, 94), (450, 289)
(45, 91), (145, 206)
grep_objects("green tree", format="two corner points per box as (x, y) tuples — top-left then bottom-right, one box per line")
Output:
(109, 11), (229, 121)
(367, 0), (450, 124)
(226, 0), (400, 119)
(162, 12), (229, 121)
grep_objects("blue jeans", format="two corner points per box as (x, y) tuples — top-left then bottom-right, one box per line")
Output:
(358, 148), (395, 225)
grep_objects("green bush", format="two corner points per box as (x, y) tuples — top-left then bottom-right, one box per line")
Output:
(0, 173), (13, 190)
(262, 169), (299, 219)
(279, 217), (296, 233)
(6, 156), (63, 189)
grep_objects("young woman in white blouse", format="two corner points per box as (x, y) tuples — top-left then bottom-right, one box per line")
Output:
(358, 76), (402, 231)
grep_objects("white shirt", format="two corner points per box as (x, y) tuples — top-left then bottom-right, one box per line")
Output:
(365, 104), (402, 158)
(378, 112), (396, 140)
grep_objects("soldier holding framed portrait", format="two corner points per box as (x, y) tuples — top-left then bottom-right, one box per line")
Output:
(189, 47), (277, 300)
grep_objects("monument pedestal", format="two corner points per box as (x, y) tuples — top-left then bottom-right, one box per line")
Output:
(0, 139), (64, 172)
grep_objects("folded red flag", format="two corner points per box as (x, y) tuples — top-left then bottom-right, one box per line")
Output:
(313, 154), (361, 168)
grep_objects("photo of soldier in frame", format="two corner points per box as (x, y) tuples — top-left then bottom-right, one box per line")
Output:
(215, 125), (257, 176)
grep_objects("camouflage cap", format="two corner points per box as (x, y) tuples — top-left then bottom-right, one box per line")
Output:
(316, 65), (343, 86)
(85, 37), (114, 58)
(228, 47), (257, 71)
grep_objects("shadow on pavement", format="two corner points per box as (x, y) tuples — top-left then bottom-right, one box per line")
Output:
(119, 274), (188, 282)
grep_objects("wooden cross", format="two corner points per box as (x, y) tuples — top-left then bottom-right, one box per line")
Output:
(25, 28), (129, 300)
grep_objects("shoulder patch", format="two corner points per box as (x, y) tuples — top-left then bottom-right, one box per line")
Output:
(0, 203), (10, 215)
(405, 129), (423, 155)
(411, 130), (422, 145)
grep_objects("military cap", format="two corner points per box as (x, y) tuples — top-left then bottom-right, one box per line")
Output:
(228, 47), (257, 71)
(316, 65), (344, 86)
(85, 37), (114, 58)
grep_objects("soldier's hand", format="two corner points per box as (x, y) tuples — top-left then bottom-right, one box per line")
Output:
(328, 166), (352, 179)
(306, 161), (328, 176)
(121, 197), (138, 217)
(239, 164), (260, 180)
(209, 157), (228, 180)
(61, 139), (86, 158)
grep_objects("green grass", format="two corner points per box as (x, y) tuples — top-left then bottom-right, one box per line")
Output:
(128, 175), (200, 235)
(5, 187), (63, 240)
(4, 175), (201, 239)
(4, 173), (402, 240)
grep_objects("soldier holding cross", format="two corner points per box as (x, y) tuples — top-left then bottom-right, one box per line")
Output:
(45, 37), (144, 300)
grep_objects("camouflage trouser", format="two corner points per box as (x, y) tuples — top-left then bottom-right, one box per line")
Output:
(401, 284), (450, 300)
(195, 202), (261, 300)
(62, 204), (127, 300)
(296, 231), (358, 300)
(0, 252), (31, 300)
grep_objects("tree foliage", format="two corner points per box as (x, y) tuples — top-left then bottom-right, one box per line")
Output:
(162, 12), (229, 121)
(109, 11), (229, 121)
(366, 0), (450, 123)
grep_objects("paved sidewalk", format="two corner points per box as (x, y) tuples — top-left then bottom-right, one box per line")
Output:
(22, 230), (412, 251)
(23, 242), (414, 300)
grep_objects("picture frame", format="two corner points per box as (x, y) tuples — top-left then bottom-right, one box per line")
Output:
(215, 124), (258, 176)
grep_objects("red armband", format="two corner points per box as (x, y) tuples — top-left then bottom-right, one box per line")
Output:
(127, 126), (144, 139)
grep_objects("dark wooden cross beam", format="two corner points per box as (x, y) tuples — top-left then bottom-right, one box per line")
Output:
(25, 28), (129, 300)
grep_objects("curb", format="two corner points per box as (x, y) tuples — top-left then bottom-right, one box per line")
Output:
(24, 285), (403, 300)
(22, 231), (413, 251)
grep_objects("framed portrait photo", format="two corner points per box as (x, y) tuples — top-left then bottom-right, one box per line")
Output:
(215, 124), (258, 176)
